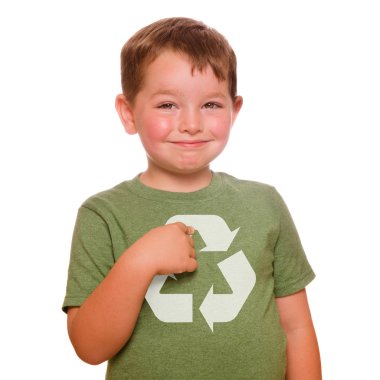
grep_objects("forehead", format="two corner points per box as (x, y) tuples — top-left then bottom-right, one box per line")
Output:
(142, 50), (224, 89)
(144, 49), (202, 74)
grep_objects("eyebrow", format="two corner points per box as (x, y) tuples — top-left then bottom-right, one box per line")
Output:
(205, 92), (228, 100)
(151, 89), (183, 98)
(151, 89), (228, 99)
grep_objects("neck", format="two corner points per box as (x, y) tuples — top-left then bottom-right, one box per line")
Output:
(139, 167), (213, 192)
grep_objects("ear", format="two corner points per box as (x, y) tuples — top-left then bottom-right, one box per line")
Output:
(231, 95), (243, 124)
(115, 94), (137, 135)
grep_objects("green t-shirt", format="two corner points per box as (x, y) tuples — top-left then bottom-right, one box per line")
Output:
(63, 172), (315, 379)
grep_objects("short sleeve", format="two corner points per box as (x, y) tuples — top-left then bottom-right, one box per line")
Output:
(62, 206), (116, 312)
(272, 189), (315, 297)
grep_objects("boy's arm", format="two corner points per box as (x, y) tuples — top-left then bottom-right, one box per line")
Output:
(275, 289), (322, 380)
(67, 222), (197, 365)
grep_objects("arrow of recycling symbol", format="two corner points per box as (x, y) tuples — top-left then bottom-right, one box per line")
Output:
(166, 215), (240, 251)
(144, 215), (256, 331)
(199, 250), (256, 331)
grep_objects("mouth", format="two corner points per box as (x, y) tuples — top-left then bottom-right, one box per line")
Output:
(169, 140), (211, 148)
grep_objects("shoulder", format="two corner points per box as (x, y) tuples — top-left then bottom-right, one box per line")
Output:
(79, 178), (137, 216)
(218, 172), (280, 199)
(217, 172), (288, 218)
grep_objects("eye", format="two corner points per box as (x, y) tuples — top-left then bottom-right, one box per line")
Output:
(203, 102), (221, 109)
(158, 103), (176, 110)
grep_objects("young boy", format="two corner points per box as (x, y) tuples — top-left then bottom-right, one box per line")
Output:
(63, 17), (321, 379)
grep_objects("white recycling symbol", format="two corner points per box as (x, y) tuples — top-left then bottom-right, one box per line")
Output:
(145, 215), (256, 331)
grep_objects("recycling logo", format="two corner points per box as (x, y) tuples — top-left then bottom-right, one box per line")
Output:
(145, 215), (256, 331)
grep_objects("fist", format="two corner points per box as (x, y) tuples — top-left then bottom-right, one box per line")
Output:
(133, 222), (198, 275)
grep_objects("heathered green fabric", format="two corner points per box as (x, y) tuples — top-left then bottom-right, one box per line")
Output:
(63, 172), (315, 379)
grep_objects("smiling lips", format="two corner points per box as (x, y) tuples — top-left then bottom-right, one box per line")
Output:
(169, 140), (211, 148)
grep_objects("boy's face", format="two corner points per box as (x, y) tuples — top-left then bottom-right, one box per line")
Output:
(118, 50), (242, 178)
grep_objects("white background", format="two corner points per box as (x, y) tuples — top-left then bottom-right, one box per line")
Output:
(1, 0), (379, 379)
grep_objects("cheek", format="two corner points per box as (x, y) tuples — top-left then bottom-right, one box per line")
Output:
(139, 115), (174, 142)
(208, 115), (232, 139)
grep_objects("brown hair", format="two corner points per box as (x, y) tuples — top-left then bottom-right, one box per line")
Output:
(120, 17), (237, 104)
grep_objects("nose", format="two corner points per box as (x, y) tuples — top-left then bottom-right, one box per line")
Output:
(178, 108), (202, 134)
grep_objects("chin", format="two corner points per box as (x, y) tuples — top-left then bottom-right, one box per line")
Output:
(174, 164), (211, 175)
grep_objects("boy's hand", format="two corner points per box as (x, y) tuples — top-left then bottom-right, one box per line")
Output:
(130, 222), (198, 275)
